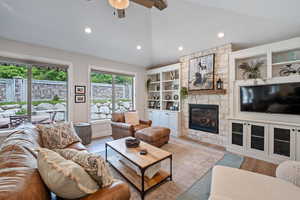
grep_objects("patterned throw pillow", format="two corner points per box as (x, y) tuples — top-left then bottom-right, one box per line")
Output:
(124, 112), (140, 126)
(37, 122), (82, 149)
(37, 148), (99, 199)
(54, 148), (114, 188)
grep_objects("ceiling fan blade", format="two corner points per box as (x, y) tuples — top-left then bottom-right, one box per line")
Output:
(154, 0), (168, 10)
(131, 0), (155, 8)
(117, 9), (126, 18)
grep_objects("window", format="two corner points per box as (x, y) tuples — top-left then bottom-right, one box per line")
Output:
(0, 60), (68, 130)
(90, 70), (134, 121)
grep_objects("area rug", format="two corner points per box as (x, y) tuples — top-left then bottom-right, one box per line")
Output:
(177, 153), (244, 200)
(98, 138), (227, 200)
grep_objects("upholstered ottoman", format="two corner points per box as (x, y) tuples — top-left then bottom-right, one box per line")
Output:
(135, 126), (170, 147)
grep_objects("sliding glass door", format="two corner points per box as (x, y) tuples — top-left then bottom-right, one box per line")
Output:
(90, 70), (134, 121)
(0, 61), (68, 130)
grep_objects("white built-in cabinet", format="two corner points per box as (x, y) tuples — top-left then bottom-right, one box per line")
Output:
(228, 37), (300, 164)
(145, 63), (181, 137)
(147, 110), (181, 137)
(229, 120), (300, 164)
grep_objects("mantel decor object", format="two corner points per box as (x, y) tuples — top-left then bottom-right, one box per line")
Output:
(216, 78), (224, 90)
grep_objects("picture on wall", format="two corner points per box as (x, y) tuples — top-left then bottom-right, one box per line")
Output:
(75, 86), (86, 95)
(188, 54), (215, 90)
(75, 95), (86, 103)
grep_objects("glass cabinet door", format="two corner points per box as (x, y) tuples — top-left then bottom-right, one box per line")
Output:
(232, 122), (244, 146)
(273, 128), (291, 157)
(250, 125), (265, 151)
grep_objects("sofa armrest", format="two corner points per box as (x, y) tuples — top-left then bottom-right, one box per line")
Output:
(139, 120), (152, 126)
(111, 122), (134, 131)
(80, 180), (130, 200)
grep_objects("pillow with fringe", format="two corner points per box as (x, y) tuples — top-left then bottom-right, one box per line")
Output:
(37, 148), (99, 199)
(54, 148), (114, 188)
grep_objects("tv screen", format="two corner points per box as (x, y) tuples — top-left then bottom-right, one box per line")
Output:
(240, 82), (300, 115)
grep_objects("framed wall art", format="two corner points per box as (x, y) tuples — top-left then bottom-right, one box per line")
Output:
(75, 95), (86, 103)
(75, 85), (86, 95)
(188, 54), (215, 90)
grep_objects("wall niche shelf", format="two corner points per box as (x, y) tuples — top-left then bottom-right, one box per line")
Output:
(188, 89), (226, 95)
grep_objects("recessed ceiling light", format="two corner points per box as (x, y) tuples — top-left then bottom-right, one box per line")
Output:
(178, 46), (184, 51)
(218, 32), (225, 38)
(136, 45), (142, 50)
(85, 27), (92, 34)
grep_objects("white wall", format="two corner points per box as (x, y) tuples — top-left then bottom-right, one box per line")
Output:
(0, 37), (146, 138)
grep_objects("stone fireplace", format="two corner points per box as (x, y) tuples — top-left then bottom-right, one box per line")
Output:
(189, 104), (219, 134)
(180, 44), (232, 146)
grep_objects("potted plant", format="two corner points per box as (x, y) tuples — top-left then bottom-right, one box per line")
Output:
(146, 78), (151, 91)
(180, 87), (188, 99)
(239, 60), (264, 79)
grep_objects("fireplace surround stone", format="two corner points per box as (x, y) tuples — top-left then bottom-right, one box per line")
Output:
(180, 44), (232, 146)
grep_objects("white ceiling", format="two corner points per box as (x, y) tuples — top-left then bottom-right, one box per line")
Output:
(0, 0), (300, 67)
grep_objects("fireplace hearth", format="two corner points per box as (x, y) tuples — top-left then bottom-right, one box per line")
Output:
(189, 104), (219, 134)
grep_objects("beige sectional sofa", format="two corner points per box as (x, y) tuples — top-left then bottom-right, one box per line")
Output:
(209, 166), (300, 200)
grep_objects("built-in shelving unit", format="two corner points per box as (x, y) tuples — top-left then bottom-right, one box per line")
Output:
(146, 63), (181, 137)
(146, 64), (180, 111)
(228, 37), (300, 164)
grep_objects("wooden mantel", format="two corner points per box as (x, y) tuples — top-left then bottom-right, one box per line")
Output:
(188, 89), (226, 95)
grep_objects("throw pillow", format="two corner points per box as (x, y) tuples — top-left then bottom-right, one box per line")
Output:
(124, 112), (139, 126)
(276, 160), (300, 187)
(54, 148), (114, 188)
(37, 148), (99, 199)
(37, 122), (81, 149)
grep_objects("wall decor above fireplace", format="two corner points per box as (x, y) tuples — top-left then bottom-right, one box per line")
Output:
(188, 54), (215, 91)
(189, 104), (219, 134)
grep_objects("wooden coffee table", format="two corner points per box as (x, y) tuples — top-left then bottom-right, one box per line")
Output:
(105, 137), (172, 200)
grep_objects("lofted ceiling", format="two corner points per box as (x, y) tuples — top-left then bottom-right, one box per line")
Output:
(0, 0), (300, 67)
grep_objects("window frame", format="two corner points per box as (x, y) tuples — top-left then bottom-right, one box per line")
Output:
(0, 59), (70, 130)
(89, 66), (136, 122)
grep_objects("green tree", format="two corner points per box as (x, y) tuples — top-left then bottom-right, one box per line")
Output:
(0, 65), (27, 78)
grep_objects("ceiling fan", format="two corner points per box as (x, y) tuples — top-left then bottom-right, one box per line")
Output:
(108, 0), (168, 18)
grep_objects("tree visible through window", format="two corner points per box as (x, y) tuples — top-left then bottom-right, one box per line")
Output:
(0, 64), (68, 129)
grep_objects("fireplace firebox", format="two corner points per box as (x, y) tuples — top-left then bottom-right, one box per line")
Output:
(189, 104), (219, 134)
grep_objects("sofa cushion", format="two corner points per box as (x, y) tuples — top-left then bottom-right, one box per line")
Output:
(37, 148), (99, 199)
(124, 112), (139, 126)
(54, 148), (114, 188)
(133, 124), (149, 132)
(0, 143), (50, 200)
(210, 166), (300, 200)
(112, 113), (125, 123)
(37, 122), (81, 149)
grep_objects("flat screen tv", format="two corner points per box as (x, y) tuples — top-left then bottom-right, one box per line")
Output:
(240, 82), (300, 115)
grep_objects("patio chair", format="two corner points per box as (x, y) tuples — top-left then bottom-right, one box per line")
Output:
(9, 115), (30, 128)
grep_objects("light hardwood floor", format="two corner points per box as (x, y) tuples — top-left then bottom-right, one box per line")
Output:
(88, 136), (278, 177)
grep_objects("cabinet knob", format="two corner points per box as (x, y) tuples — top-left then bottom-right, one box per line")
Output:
(292, 129), (296, 131)
(243, 123), (246, 125)
(248, 123), (250, 126)
(298, 130), (300, 132)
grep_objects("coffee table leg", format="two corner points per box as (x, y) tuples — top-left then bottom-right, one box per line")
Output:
(105, 143), (108, 162)
(141, 168), (145, 200)
(170, 155), (173, 181)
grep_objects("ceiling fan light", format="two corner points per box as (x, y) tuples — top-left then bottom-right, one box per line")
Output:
(108, 0), (130, 9)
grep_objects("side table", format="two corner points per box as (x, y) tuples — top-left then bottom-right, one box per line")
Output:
(74, 123), (92, 145)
